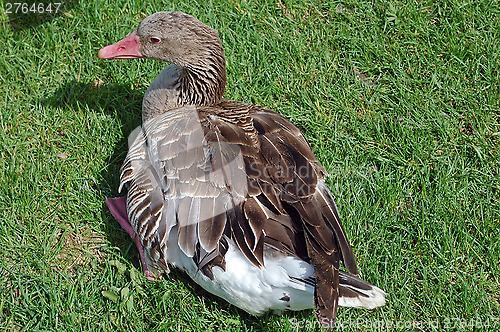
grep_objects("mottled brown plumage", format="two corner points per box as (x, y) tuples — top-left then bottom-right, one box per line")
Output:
(99, 11), (385, 325)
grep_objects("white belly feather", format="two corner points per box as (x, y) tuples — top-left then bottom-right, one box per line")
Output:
(167, 230), (314, 314)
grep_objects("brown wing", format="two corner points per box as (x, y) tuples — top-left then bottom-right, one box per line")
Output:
(208, 101), (359, 323)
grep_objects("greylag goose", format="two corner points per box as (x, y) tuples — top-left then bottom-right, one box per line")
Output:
(98, 11), (385, 325)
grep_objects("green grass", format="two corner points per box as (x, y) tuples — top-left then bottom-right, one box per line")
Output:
(1, 0), (499, 330)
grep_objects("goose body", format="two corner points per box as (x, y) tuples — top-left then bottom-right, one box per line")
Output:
(100, 11), (385, 323)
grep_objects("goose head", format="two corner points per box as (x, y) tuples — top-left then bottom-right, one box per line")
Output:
(98, 11), (227, 116)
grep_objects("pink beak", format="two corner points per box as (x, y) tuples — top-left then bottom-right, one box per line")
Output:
(98, 30), (144, 59)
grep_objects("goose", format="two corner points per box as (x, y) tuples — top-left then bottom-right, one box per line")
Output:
(98, 11), (385, 325)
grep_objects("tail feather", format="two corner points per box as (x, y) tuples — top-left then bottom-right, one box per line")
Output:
(338, 271), (386, 309)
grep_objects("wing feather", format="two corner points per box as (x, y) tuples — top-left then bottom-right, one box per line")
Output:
(197, 196), (227, 252)
(120, 101), (361, 323)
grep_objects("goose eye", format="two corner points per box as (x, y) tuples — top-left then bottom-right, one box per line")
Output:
(149, 37), (161, 44)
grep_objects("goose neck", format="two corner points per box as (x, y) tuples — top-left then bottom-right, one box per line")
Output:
(179, 54), (227, 106)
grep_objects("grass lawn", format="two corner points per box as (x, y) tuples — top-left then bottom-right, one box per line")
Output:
(1, 0), (499, 330)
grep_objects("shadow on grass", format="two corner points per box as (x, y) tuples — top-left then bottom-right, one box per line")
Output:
(5, 0), (80, 31)
(42, 79), (144, 140)
(41, 79), (143, 262)
(41, 79), (144, 161)
(41, 79), (144, 194)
